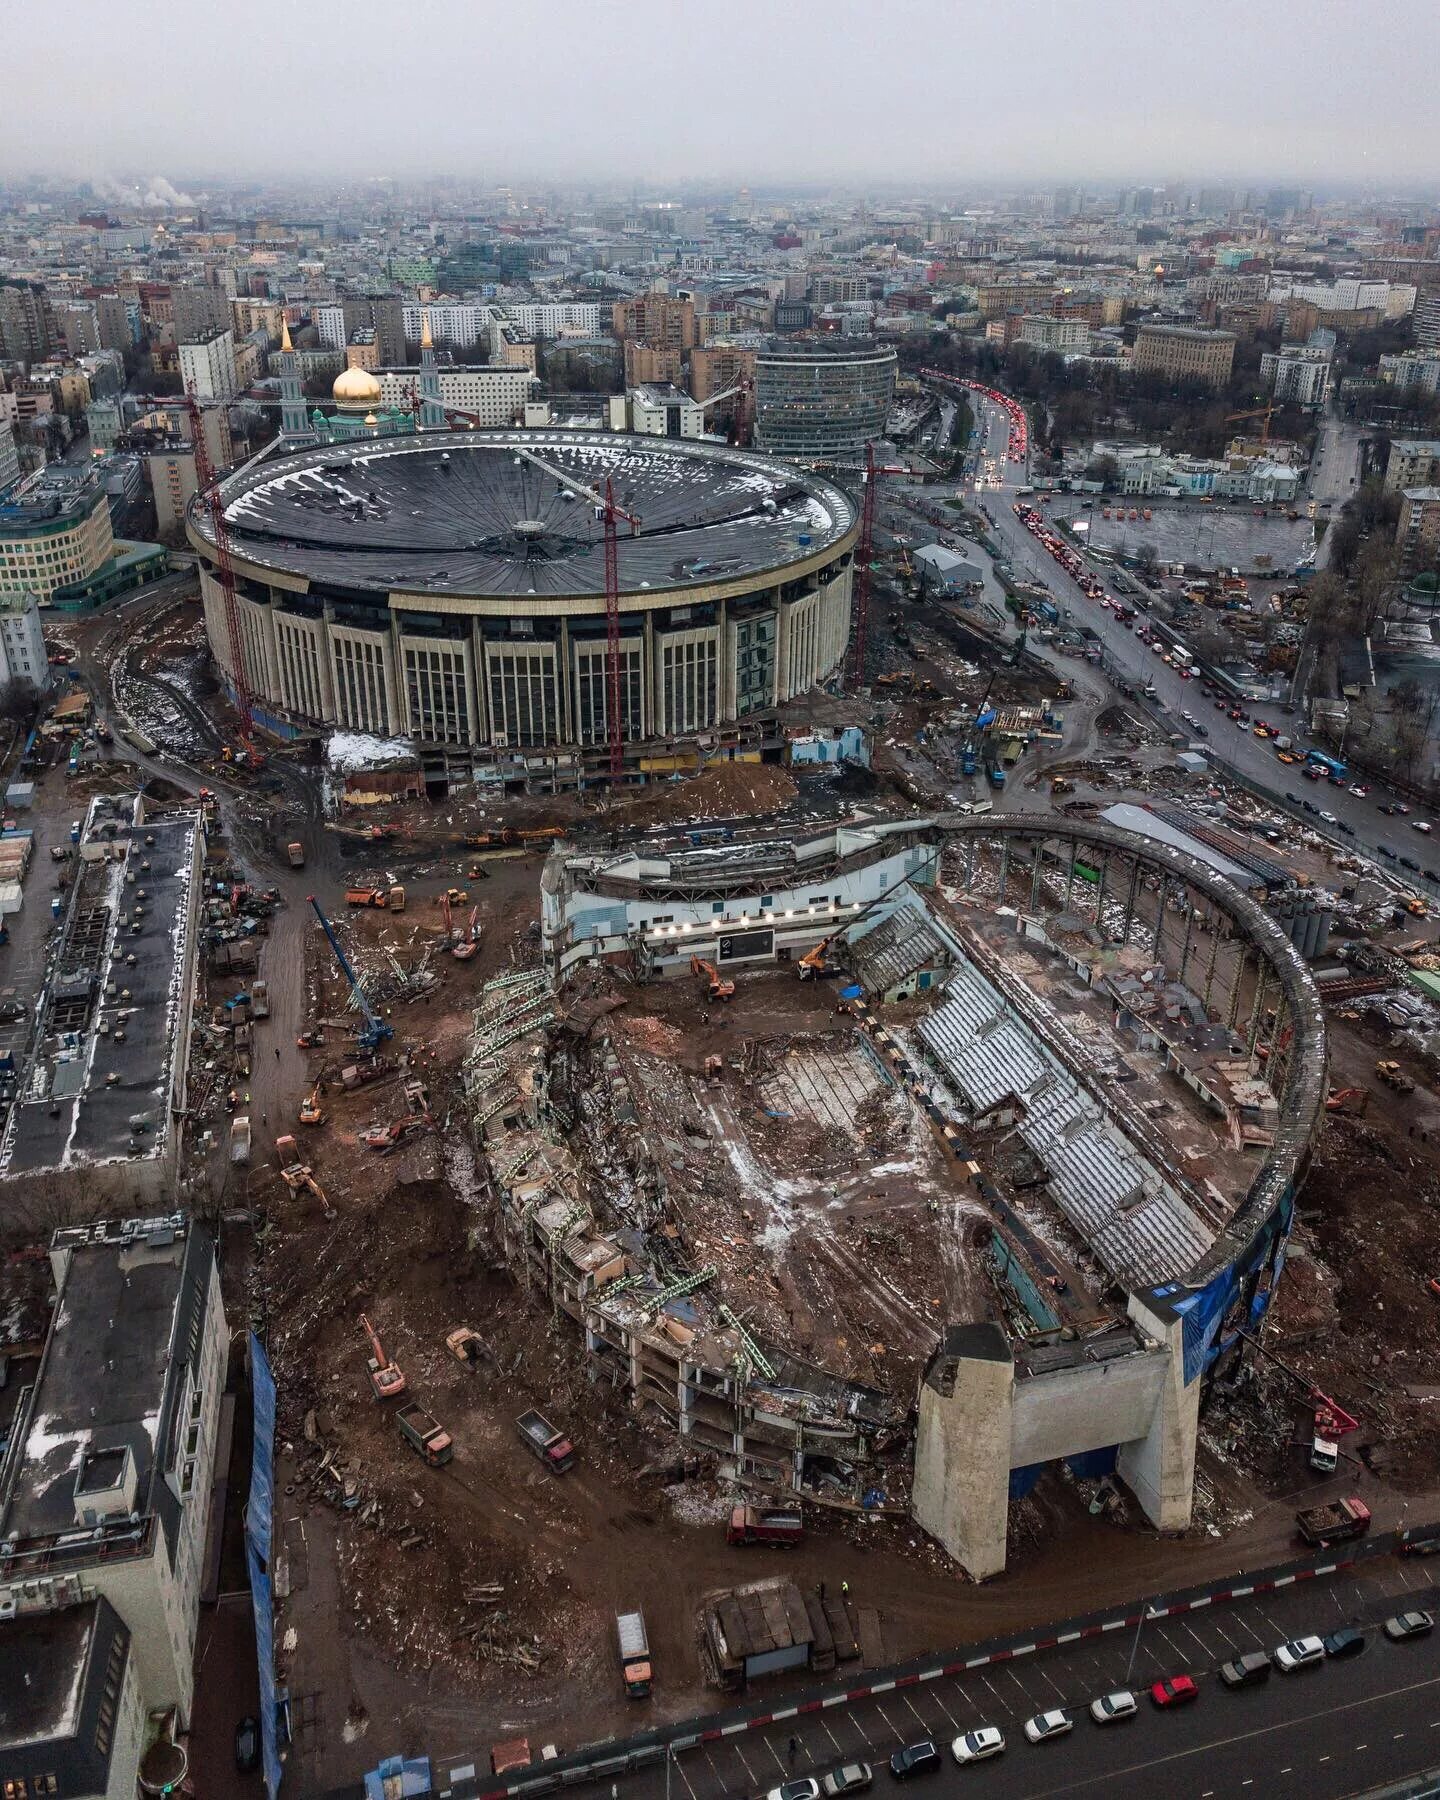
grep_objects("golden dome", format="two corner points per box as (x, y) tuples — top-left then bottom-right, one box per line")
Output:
(333, 365), (383, 410)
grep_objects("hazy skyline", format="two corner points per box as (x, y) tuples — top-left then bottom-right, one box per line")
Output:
(3, 0), (1436, 193)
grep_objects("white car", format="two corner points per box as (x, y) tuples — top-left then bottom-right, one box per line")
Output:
(950, 1727), (1004, 1764)
(1023, 1710), (1073, 1744)
(766, 1781), (820, 1800)
(1412, 820), (1433, 834)
(1089, 1690), (1138, 1725)
(1272, 1635), (1326, 1672)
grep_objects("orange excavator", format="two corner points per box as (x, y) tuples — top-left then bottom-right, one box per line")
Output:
(299, 1080), (325, 1126)
(690, 954), (735, 1002)
(797, 891), (895, 981)
(1325, 1087), (1370, 1117)
(360, 1313), (406, 1401)
(452, 905), (479, 961)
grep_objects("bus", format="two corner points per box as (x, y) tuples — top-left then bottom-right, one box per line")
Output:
(1305, 750), (1348, 781)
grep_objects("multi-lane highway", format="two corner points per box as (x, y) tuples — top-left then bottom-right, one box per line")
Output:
(944, 385), (1439, 892)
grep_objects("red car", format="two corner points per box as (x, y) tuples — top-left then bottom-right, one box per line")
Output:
(1151, 1675), (1198, 1708)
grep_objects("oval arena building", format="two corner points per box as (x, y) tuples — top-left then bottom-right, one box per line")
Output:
(187, 429), (859, 779)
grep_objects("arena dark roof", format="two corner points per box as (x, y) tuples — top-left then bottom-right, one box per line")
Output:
(194, 430), (858, 600)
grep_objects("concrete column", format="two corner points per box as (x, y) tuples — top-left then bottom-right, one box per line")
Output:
(1227, 947), (1247, 1032)
(1065, 847), (1077, 909)
(1119, 1295), (1200, 1532)
(1122, 860), (1140, 946)
(1028, 846), (1042, 914)
(911, 1323), (1013, 1581)
(998, 837), (1010, 905)
(1204, 922), (1222, 1011)
(1246, 968), (1269, 1061)
(1178, 904), (1195, 987)
(1094, 853), (1109, 931)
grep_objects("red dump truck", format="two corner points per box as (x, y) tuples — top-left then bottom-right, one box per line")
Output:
(1296, 1496), (1371, 1547)
(515, 1409), (574, 1473)
(397, 1403), (453, 1467)
(616, 1611), (652, 1699)
(726, 1505), (805, 1547)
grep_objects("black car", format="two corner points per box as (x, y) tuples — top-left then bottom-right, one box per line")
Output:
(1286, 791), (1301, 804)
(1338, 822), (1356, 836)
(1379, 845), (1399, 860)
(1401, 856), (1422, 872)
(1380, 802), (1405, 816)
(1324, 1627), (1366, 1659)
(1302, 799), (1319, 814)
(1193, 723), (1209, 737)
(888, 1742), (942, 1780)
(1426, 869), (1440, 884)
(235, 1716), (260, 1774)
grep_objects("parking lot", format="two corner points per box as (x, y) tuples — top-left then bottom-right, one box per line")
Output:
(468, 1551), (1440, 1800)
(1052, 500), (1314, 576)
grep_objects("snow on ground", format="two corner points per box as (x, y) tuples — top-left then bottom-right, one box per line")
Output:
(326, 730), (415, 773)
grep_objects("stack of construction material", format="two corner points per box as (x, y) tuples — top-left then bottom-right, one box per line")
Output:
(0, 829), (33, 914)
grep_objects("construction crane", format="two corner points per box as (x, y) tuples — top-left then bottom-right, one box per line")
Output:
(307, 895), (394, 1052)
(689, 953), (735, 1002)
(132, 388), (256, 751)
(696, 376), (753, 441)
(1224, 402), (1279, 445)
(359, 1313), (406, 1401)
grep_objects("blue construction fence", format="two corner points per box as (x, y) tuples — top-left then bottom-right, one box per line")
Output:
(248, 1331), (282, 1800)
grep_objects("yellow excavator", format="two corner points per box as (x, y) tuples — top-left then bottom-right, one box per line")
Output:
(299, 1081), (324, 1127)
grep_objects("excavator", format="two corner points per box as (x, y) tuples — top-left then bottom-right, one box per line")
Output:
(358, 1080), (438, 1152)
(360, 1313), (406, 1402)
(274, 1134), (335, 1220)
(1325, 1087), (1370, 1117)
(452, 905), (479, 961)
(298, 1081), (325, 1127)
(690, 953), (735, 1002)
(796, 890), (898, 981)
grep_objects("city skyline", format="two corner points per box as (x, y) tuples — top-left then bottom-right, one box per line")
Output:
(4, 0), (1436, 190)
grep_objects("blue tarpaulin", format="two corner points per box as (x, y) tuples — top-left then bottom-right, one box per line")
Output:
(247, 1332), (282, 1800)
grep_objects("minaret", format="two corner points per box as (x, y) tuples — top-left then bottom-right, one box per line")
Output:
(278, 315), (309, 440)
(418, 309), (444, 429)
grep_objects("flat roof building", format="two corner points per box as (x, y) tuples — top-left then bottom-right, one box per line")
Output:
(1132, 323), (1236, 389)
(754, 337), (897, 460)
(0, 1597), (146, 1800)
(0, 1216), (229, 1724)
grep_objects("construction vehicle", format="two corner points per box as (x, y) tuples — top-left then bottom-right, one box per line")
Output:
(396, 1401), (452, 1466)
(308, 896), (393, 1052)
(445, 1326), (489, 1370)
(1377, 1059), (1416, 1095)
(250, 979), (270, 1020)
(229, 1115), (252, 1165)
(360, 1312), (406, 1401)
(1325, 1087), (1370, 1117)
(452, 906), (479, 960)
(1405, 896), (1429, 918)
(286, 842), (305, 869)
(689, 953), (735, 1002)
(296, 1028), (325, 1049)
(726, 1505), (805, 1547)
(387, 884), (405, 912)
(796, 889), (898, 981)
(515, 1409), (574, 1473)
(346, 887), (389, 909)
(275, 1135), (335, 1220)
(615, 1611), (652, 1699)
(1296, 1497), (1371, 1548)
(299, 1081), (325, 1127)
(1238, 1328), (1359, 1453)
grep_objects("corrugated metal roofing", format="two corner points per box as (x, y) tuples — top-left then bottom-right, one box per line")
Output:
(919, 958), (1212, 1288)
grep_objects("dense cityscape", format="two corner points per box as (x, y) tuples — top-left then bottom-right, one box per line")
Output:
(3, 12), (1440, 1800)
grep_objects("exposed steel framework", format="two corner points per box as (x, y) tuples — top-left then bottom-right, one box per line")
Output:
(184, 387), (255, 743)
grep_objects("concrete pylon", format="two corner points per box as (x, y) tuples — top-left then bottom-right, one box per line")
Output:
(1118, 1292), (1200, 1531)
(912, 1323), (1014, 1580)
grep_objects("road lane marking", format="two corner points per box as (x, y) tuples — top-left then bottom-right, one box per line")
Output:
(730, 1743), (756, 1782)
(1317, 1754), (1329, 1763)
(673, 1755), (701, 1800)
(928, 1688), (959, 1732)
(898, 1693), (928, 1729)
(1004, 1670), (1440, 1796)
(760, 1738), (788, 1774)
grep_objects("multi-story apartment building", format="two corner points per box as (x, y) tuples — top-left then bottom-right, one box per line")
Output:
(611, 293), (696, 353)
(1397, 487), (1440, 572)
(0, 281), (54, 365)
(0, 472), (115, 599)
(374, 364), (536, 425)
(177, 327), (237, 402)
(754, 337), (897, 459)
(1131, 323), (1236, 388)
(0, 417), (19, 496)
(1379, 350), (1440, 400)
(623, 341), (683, 386)
(1259, 340), (1334, 407)
(1384, 438), (1440, 493)
(0, 588), (49, 686)
(1016, 315), (1091, 353)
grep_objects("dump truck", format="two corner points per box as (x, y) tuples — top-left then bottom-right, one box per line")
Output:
(1296, 1496), (1371, 1547)
(286, 842), (305, 868)
(616, 1611), (652, 1699)
(346, 887), (389, 909)
(726, 1504), (805, 1547)
(396, 1402), (453, 1467)
(229, 1115), (252, 1166)
(515, 1409), (574, 1473)
(250, 979), (270, 1020)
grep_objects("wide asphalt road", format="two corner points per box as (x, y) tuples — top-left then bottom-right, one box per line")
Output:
(949, 391), (1438, 893)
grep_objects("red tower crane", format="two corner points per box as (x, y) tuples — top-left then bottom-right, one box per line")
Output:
(849, 443), (878, 686)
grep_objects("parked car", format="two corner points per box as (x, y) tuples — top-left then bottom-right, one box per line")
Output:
(1339, 822), (1356, 836)
(1089, 1690), (1138, 1725)
(1273, 1636), (1326, 1672)
(1401, 855), (1422, 872)
(1219, 1652), (1271, 1689)
(888, 1742), (942, 1780)
(1302, 799), (1319, 815)
(767, 1782), (820, 1800)
(950, 1729), (1004, 1765)
(821, 1767), (872, 1799)
(1151, 1676), (1198, 1708)
(1384, 1611), (1435, 1641)
(1319, 810), (1338, 824)
(1349, 785), (1369, 797)
(1286, 791), (1301, 804)
(1023, 1711), (1073, 1745)
(1323, 1628), (1366, 1660)
(1413, 821), (1433, 834)
(1378, 844), (1399, 860)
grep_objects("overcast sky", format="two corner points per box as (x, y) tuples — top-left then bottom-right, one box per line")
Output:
(4, 0), (1434, 195)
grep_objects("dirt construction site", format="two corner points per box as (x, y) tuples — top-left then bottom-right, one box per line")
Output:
(216, 806), (1440, 1795)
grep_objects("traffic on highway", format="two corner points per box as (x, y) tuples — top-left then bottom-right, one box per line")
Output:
(937, 379), (1440, 901)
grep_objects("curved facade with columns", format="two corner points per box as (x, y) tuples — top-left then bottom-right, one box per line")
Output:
(187, 430), (858, 763)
